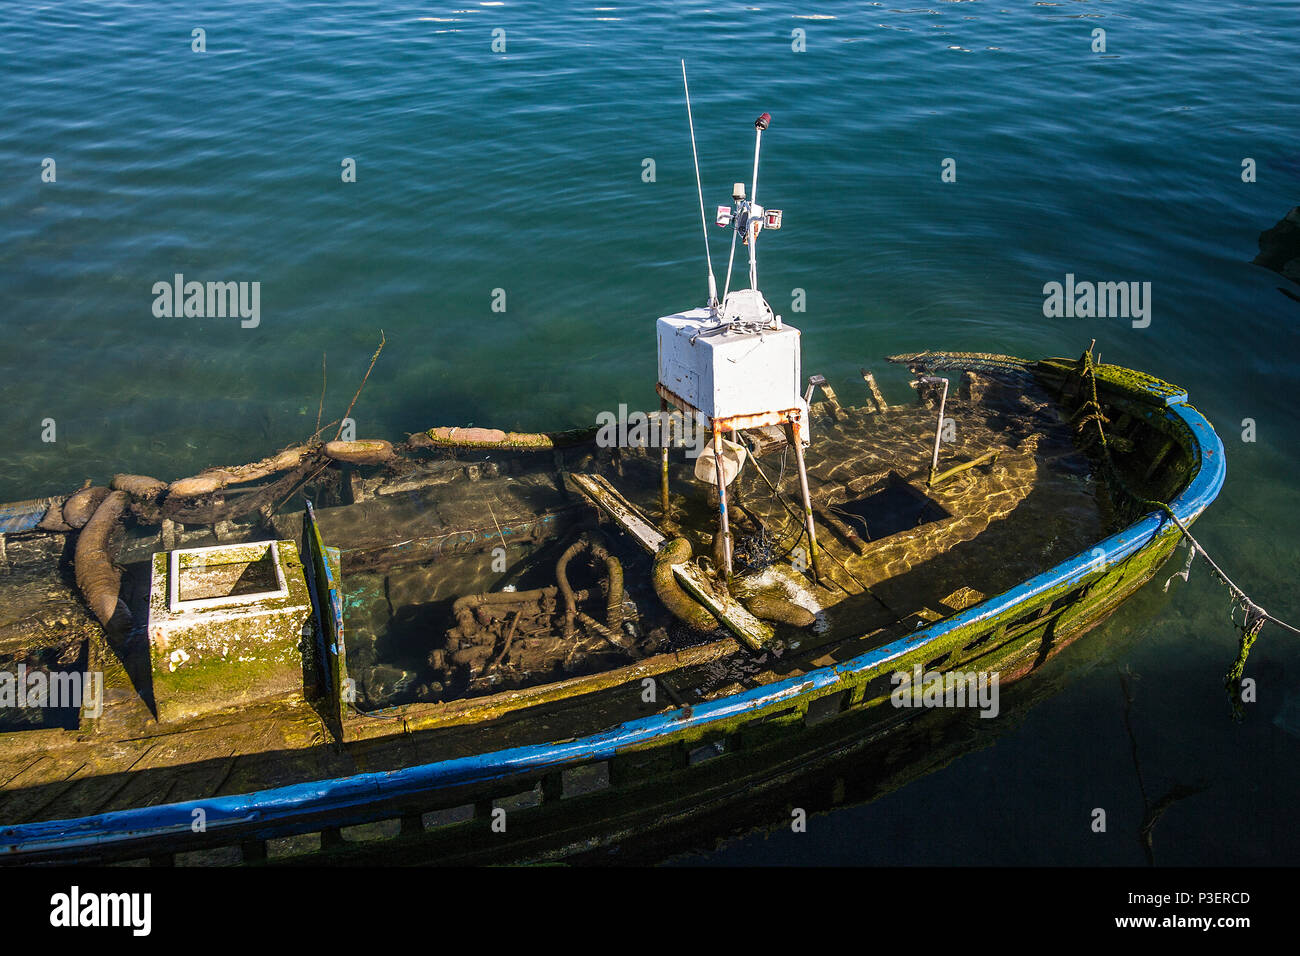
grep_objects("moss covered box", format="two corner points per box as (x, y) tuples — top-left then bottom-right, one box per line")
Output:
(147, 540), (312, 723)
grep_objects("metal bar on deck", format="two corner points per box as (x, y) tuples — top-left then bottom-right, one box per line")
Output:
(926, 376), (950, 487)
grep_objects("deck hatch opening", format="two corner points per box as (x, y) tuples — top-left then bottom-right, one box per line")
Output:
(168, 541), (289, 612)
(762, 706), (801, 723)
(267, 832), (322, 858)
(831, 472), (950, 543)
(924, 652), (951, 671)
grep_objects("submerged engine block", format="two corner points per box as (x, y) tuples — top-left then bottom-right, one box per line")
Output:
(430, 533), (634, 692)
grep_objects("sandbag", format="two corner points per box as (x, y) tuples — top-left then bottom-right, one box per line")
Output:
(112, 473), (168, 501)
(165, 444), (313, 500)
(74, 490), (130, 627)
(652, 537), (719, 631)
(168, 473), (231, 497)
(423, 425), (598, 450)
(323, 439), (395, 464)
(743, 593), (816, 628)
(36, 498), (73, 532)
(62, 487), (110, 530)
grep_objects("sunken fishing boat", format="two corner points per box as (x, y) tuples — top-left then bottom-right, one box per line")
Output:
(0, 86), (1229, 865)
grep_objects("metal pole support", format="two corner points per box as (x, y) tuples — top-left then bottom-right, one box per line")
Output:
(927, 377), (950, 487)
(659, 398), (671, 518)
(712, 425), (733, 578)
(787, 413), (822, 583)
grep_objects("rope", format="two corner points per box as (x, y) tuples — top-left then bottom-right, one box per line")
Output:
(1072, 350), (1299, 718)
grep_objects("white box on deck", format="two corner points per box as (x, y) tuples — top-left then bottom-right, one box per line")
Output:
(657, 307), (805, 423)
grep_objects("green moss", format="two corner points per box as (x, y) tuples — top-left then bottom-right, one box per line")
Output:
(423, 426), (599, 450)
(1034, 357), (1187, 407)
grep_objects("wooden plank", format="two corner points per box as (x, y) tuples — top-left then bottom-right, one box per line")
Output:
(572, 474), (774, 651)
(22, 761), (155, 824)
(343, 636), (741, 741)
(671, 563), (774, 651)
(0, 753), (103, 824)
(859, 369), (888, 412)
(569, 474), (666, 554)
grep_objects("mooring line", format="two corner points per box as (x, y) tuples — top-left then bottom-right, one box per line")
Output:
(1073, 348), (1298, 717)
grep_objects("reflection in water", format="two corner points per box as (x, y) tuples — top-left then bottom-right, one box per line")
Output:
(1119, 667), (1209, 867)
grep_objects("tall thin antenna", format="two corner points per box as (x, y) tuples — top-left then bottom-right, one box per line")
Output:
(681, 60), (718, 311)
(747, 115), (767, 291)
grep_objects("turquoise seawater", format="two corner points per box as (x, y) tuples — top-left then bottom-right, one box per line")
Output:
(2, 1), (1298, 864)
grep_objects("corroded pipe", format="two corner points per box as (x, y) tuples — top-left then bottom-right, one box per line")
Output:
(575, 611), (631, 652)
(556, 534), (624, 638)
(452, 587), (559, 632)
(557, 542), (584, 634)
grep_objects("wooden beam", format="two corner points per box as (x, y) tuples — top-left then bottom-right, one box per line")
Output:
(345, 636), (741, 741)
(572, 472), (772, 649)
(859, 369), (887, 412)
(569, 473), (666, 554)
(671, 562), (774, 650)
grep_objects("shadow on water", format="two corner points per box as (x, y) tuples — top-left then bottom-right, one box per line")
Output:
(1253, 207), (1300, 303)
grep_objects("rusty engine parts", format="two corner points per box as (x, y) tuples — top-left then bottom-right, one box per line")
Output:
(429, 532), (638, 692)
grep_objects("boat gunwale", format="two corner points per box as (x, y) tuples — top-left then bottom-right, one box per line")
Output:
(0, 371), (1227, 860)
